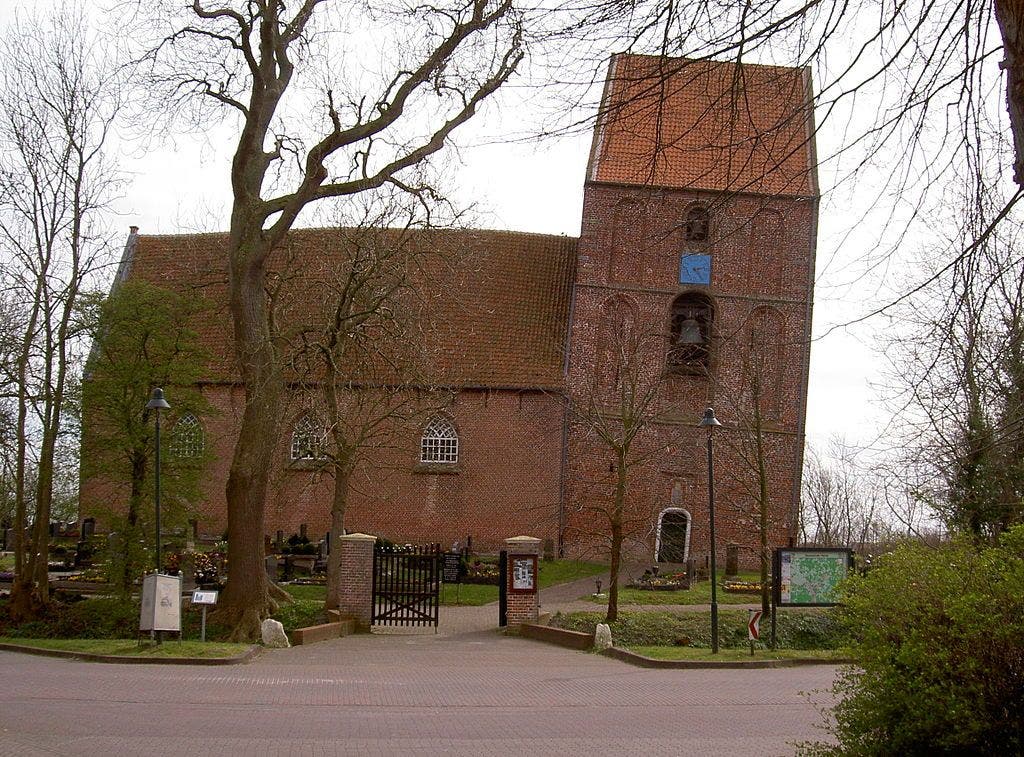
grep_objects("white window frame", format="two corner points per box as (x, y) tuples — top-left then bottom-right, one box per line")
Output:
(420, 417), (459, 464)
(291, 415), (326, 461)
(169, 413), (204, 458)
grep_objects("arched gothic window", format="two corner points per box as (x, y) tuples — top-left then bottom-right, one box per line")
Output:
(170, 413), (204, 458)
(420, 417), (458, 464)
(668, 293), (714, 372)
(291, 415), (326, 461)
(684, 206), (710, 243)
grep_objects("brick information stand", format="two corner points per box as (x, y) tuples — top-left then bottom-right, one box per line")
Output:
(504, 536), (541, 627)
(337, 533), (377, 631)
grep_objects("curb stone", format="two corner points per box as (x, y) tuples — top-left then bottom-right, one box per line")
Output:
(602, 646), (853, 669)
(0, 641), (262, 666)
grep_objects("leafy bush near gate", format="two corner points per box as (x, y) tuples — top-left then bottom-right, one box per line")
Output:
(799, 527), (1024, 755)
(551, 608), (843, 650)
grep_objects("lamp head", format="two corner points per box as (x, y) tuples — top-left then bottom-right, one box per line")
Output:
(146, 387), (171, 411)
(698, 407), (721, 429)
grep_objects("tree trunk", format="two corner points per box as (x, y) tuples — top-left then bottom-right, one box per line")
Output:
(122, 450), (146, 594)
(605, 453), (628, 623)
(217, 230), (289, 641)
(995, 0), (1024, 188)
(325, 465), (352, 612)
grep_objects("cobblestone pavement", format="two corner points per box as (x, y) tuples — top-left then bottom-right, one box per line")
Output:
(0, 628), (837, 757)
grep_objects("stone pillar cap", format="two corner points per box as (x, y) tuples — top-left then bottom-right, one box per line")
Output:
(505, 536), (541, 544)
(338, 532), (377, 542)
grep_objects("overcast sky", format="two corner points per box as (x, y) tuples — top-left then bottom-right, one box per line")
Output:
(0, 0), (891, 452)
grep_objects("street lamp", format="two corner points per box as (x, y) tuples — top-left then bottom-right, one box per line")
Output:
(699, 406), (722, 654)
(146, 387), (170, 575)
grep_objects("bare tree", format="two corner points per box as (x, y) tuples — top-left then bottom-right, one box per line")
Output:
(883, 179), (1024, 540)
(565, 306), (689, 622)
(0, 6), (121, 617)
(278, 193), (456, 610)
(132, 0), (523, 639)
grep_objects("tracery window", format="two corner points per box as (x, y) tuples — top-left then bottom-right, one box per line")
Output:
(169, 413), (204, 458)
(291, 415), (326, 461)
(420, 417), (458, 464)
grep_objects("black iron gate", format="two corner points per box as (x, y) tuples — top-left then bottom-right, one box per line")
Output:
(372, 542), (441, 629)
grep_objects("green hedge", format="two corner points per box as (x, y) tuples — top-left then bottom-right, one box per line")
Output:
(551, 608), (843, 650)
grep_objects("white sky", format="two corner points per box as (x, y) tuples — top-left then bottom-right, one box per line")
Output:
(0, 1), (890, 452)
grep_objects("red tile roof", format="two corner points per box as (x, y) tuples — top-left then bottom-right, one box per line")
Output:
(589, 54), (816, 196)
(127, 227), (577, 389)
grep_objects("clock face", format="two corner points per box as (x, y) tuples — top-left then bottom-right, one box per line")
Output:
(680, 254), (711, 285)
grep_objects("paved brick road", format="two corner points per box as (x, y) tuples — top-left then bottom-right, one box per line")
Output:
(0, 627), (836, 756)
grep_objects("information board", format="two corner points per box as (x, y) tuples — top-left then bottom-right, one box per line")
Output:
(510, 555), (537, 593)
(442, 553), (461, 584)
(191, 590), (219, 605)
(773, 548), (852, 607)
(140, 573), (182, 632)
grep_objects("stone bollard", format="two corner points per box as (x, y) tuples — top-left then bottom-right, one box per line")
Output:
(337, 533), (377, 632)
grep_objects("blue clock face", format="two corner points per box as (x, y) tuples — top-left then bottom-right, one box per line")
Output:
(680, 254), (711, 285)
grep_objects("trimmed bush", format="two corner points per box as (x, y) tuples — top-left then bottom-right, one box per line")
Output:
(551, 608), (843, 650)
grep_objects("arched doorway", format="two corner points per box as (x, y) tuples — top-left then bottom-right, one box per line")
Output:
(655, 508), (691, 563)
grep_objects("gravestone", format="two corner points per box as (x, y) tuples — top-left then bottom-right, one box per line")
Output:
(180, 551), (197, 591)
(594, 623), (613, 651)
(726, 543), (739, 577)
(264, 554), (278, 580)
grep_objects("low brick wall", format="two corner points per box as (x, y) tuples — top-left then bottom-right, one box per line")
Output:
(289, 620), (355, 645)
(520, 623), (594, 650)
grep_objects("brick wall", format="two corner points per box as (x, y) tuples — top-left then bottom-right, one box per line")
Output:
(82, 384), (567, 553)
(564, 183), (814, 568)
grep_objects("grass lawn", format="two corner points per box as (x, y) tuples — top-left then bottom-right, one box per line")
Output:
(442, 559), (607, 606)
(0, 554), (13, 571)
(588, 571), (766, 606)
(0, 636), (251, 658)
(538, 559), (606, 588)
(627, 645), (847, 662)
(283, 583), (326, 602)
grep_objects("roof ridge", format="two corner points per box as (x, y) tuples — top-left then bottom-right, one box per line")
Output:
(135, 226), (579, 244)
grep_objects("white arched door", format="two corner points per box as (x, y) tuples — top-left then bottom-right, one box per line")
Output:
(655, 508), (691, 563)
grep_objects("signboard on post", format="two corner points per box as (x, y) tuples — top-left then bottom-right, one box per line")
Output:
(140, 573), (182, 632)
(773, 548), (853, 607)
(442, 552), (461, 584)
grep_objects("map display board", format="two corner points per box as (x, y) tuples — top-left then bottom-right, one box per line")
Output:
(773, 548), (852, 607)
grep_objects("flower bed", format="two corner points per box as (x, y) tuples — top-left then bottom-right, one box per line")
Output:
(630, 571), (689, 591)
(723, 580), (762, 593)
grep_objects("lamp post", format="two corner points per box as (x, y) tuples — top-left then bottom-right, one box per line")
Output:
(146, 388), (170, 575)
(699, 406), (722, 654)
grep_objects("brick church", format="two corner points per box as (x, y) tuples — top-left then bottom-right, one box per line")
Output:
(81, 54), (817, 567)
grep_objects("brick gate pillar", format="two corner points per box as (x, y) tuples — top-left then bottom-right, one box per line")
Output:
(337, 533), (377, 632)
(505, 536), (542, 628)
